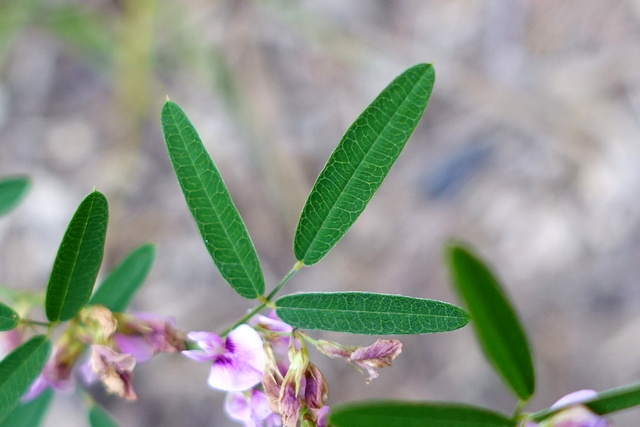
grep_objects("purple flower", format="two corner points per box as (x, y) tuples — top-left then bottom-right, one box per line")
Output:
(225, 389), (282, 427)
(23, 346), (75, 401)
(525, 390), (610, 427)
(551, 390), (598, 410)
(114, 312), (185, 363)
(23, 337), (85, 401)
(316, 406), (330, 427)
(182, 324), (266, 392)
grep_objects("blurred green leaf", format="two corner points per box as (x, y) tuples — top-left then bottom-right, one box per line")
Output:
(0, 176), (30, 217)
(88, 404), (120, 427)
(446, 243), (535, 400)
(293, 63), (435, 265)
(42, 5), (113, 66)
(330, 401), (513, 427)
(90, 243), (155, 312)
(531, 382), (640, 422)
(0, 335), (51, 422)
(275, 292), (469, 335)
(161, 100), (264, 299)
(0, 388), (53, 427)
(0, 303), (19, 331)
(45, 191), (108, 322)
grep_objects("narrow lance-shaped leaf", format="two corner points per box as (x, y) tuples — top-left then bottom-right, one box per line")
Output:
(45, 191), (108, 322)
(275, 292), (469, 335)
(0, 303), (19, 331)
(0, 389), (53, 427)
(0, 176), (30, 216)
(161, 101), (264, 299)
(88, 404), (120, 427)
(531, 382), (640, 422)
(446, 243), (535, 400)
(0, 335), (51, 422)
(90, 243), (156, 312)
(294, 63), (435, 265)
(329, 401), (513, 427)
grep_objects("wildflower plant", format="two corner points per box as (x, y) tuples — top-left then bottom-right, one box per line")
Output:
(0, 63), (639, 426)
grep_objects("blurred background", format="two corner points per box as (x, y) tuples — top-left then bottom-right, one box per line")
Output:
(1, 0), (640, 425)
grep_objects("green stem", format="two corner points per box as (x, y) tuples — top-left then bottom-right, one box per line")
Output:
(219, 262), (303, 337)
(512, 399), (528, 422)
(220, 303), (266, 337)
(20, 318), (52, 328)
(266, 261), (303, 300)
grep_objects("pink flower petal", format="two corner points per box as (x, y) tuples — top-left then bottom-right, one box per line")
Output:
(225, 391), (253, 424)
(115, 335), (154, 363)
(551, 389), (598, 409)
(187, 331), (224, 353)
(182, 349), (216, 363)
(208, 354), (264, 391)
(226, 325), (267, 373)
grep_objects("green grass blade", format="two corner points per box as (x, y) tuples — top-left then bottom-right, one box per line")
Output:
(161, 100), (264, 299)
(330, 401), (513, 427)
(446, 243), (535, 400)
(45, 191), (109, 322)
(90, 243), (155, 312)
(0, 303), (19, 331)
(0, 176), (30, 216)
(88, 404), (120, 427)
(0, 335), (51, 422)
(275, 292), (469, 335)
(0, 389), (53, 427)
(531, 382), (640, 421)
(294, 64), (435, 265)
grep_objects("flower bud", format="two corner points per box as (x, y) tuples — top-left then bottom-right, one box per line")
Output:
(318, 338), (402, 383)
(89, 344), (137, 400)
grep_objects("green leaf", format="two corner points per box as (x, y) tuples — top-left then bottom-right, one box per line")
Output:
(0, 303), (19, 331)
(294, 63), (435, 265)
(0, 335), (51, 422)
(0, 176), (30, 216)
(0, 389), (53, 427)
(275, 292), (469, 335)
(531, 382), (640, 422)
(45, 191), (109, 322)
(88, 404), (120, 427)
(90, 243), (155, 312)
(161, 100), (265, 299)
(330, 401), (514, 427)
(446, 243), (535, 400)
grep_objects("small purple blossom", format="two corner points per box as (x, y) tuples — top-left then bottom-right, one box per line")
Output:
(225, 389), (282, 427)
(525, 390), (610, 427)
(182, 324), (266, 392)
(551, 390), (598, 410)
(23, 346), (75, 401)
(114, 312), (185, 363)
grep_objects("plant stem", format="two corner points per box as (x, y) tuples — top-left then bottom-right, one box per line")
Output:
(20, 318), (52, 328)
(266, 261), (303, 300)
(219, 262), (302, 337)
(220, 303), (266, 337)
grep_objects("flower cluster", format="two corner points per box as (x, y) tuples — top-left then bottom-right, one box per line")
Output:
(182, 311), (403, 427)
(14, 305), (185, 401)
